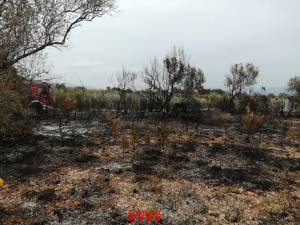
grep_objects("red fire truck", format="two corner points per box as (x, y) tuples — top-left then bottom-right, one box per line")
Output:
(28, 82), (53, 113)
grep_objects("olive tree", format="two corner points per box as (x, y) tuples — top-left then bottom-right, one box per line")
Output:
(225, 63), (259, 113)
(0, 0), (116, 71)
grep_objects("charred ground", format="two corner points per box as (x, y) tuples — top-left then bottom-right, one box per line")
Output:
(0, 115), (299, 225)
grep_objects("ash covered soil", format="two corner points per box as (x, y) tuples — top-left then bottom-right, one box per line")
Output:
(0, 117), (299, 225)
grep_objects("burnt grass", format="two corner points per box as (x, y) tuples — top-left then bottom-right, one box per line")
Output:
(0, 118), (299, 225)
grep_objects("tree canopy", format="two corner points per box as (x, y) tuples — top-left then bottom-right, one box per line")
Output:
(288, 76), (300, 96)
(225, 63), (259, 112)
(0, 0), (116, 70)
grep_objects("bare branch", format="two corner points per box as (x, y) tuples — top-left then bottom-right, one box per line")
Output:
(0, 0), (117, 70)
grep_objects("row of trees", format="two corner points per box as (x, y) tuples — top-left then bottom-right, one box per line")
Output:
(115, 47), (205, 114)
(1, 0), (298, 117)
(114, 47), (299, 116)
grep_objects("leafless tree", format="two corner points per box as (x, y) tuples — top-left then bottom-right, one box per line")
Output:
(143, 47), (205, 114)
(161, 47), (187, 113)
(0, 0), (116, 71)
(115, 68), (137, 113)
(143, 58), (163, 112)
(225, 63), (259, 113)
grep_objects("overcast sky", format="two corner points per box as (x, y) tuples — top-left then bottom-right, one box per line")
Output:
(47, 0), (300, 91)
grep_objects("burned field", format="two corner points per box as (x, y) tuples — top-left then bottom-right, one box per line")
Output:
(0, 116), (299, 225)
(2, 0), (300, 224)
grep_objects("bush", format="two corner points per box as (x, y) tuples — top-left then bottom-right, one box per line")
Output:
(0, 78), (31, 138)
(235, 94), (270, 115)
(207, 93), (225, 109)
(243, 105), (265, 135)
(171, 98), (202, 123)
(52, 90), (76, 113)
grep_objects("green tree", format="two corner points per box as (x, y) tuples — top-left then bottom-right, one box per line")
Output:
(225, 63), (259, 113)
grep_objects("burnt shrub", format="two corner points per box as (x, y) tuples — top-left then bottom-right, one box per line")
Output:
(236, 94), (271, 115)
(171, 98), (202, 123)
(0, 72), (31, 139)
(243, 106), (265, 134)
